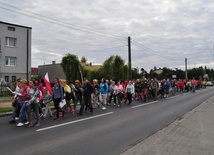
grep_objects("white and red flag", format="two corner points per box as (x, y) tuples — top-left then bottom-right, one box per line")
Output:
(43, 72), (52, 95)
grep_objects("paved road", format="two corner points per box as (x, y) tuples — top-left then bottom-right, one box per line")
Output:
(0, 87), (213, 155)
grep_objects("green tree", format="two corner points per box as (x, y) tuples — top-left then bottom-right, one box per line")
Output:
(187, 67), (204, 80)
(81, 56), (87, 63)
(86, 70), (101, 82)
(99, 55), (127, 81)
(131, 68), (140, 80)
(61, 54), (81, 82)
(113, 55), (125, 81)
(148, 69), (158, 79)
(99, 56), (114, 79)
(122, 65), (129, 80)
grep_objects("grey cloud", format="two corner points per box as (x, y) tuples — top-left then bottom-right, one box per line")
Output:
(1, 0), (214, 72)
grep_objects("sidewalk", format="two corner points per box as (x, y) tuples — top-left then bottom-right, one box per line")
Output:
(0, 102), (12, 108)
(0, 102), (13, 116)
(121, 96), (214, 155)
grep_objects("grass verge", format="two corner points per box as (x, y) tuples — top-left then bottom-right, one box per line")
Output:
(0, 107), (13, 113)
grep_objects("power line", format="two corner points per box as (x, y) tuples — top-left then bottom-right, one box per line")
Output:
(0, 3), (125, 41)
(131, 40), (181, 62)
(0, 2), (124, 40)
(82, 40), (127, 47)
(35, 45), (126, 55)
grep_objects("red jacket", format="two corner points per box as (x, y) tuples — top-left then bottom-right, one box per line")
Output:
(179, 81), (184, 87)
(21, 86), (30, 101)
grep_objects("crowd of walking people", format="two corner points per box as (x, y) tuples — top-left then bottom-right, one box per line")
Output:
(8, 76), (208, 127)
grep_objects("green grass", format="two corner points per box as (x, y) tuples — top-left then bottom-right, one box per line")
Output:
(0, 96), (12, 103)
(0, 99), (12, 103)
(0, 91), (12, 97)
(0, 101), (77, 113)
(0, 107), (13, 113)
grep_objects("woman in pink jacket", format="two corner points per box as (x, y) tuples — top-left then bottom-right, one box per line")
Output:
(114, 81), (124, 107)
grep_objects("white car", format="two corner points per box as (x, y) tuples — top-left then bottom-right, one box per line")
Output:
(206, 81), (213, 86)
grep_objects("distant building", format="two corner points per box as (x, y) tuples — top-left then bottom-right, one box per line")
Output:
(31, 67), (38, 78)
(0, 21), (32, 82)
(154, 69), (163, 75)
(38, 61), (66, 83)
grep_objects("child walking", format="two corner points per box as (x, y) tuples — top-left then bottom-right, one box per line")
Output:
(42, 87), (53, 118)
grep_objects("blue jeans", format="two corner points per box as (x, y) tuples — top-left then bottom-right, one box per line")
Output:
(171, 87), (176, 96)
(20, 101), (28, 123)
(192, 84), (196, 92)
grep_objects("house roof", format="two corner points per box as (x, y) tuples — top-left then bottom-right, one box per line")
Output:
(0, 21), (32, 29)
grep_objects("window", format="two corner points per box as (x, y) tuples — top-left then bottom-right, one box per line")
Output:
(0, 39), (1, 53)
(5, 57), (17, 66)
(5, 76), (9, 82)
(12, 76), (16, 82)
(5, 37), (17, 47)
(7, 26), (15, 31)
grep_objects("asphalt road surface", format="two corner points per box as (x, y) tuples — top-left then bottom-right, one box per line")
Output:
(0, 87), (213, 155)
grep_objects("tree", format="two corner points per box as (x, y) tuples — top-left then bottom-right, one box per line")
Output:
(148, 69), (158, 79)
(99, 55), (127, 81)
(61, 54), (81, 82)
(113, 55), (125, 81)
(131, 68), (141, 80)
(81, 56), (87, 63)
(187, 67), (204, 80)
(123, 65), (129, 80)
(99, 56), (114, 79)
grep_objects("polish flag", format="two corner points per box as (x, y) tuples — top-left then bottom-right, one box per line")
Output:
(43, 72), (52, 95)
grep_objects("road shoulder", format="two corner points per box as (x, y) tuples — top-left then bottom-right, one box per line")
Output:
(121, 96), (214, 155)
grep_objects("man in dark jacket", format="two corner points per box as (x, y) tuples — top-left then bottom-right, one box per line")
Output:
(141, 76), (149, 102)
(78, 78), (94, 115)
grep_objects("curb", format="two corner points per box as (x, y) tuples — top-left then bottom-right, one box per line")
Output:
(0, 106), (56, 117)
(0, 111), (13, 117)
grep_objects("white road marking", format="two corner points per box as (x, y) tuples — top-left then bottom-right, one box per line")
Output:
(131, 101), (159, 109)
(36, 112), (114, 132)
(182, 92), (191, 95)
(166, 95), (180, 100)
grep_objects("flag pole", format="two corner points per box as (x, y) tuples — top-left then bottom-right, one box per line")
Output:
(78, 65), (84, 85)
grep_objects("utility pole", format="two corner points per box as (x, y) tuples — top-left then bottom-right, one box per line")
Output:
(213, 42), (214, 69)
(128, 36), (132, 80)
(185, 58), (188, 79)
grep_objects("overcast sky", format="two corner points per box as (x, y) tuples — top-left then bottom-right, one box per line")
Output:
(1, 0), (214, 71)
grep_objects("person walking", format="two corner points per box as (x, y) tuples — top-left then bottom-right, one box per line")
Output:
(191, 78), (196, 93)
(108, 81), (116, 106)
(135, 79), (142, 101)
(141, 76), (149, 102)
(151, 78), (159, 100)
(25, 80), (41, 127)
(164, 78), (171, 98)
(125, 80), (135, 105)
(114, 81), (124, 107)
(9, 78), (22, 124)
(61, 79), (73, 112)
(52, 77), (65, 120)
(92, 79), (99, 108)
(42, 87), (53, 118)
(17, 79), (30, 127)
(171, 79), (176, 96)
(73, 80), (83, 113)
(78, 78), (94, 115)
(99, 78), (109, 110)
